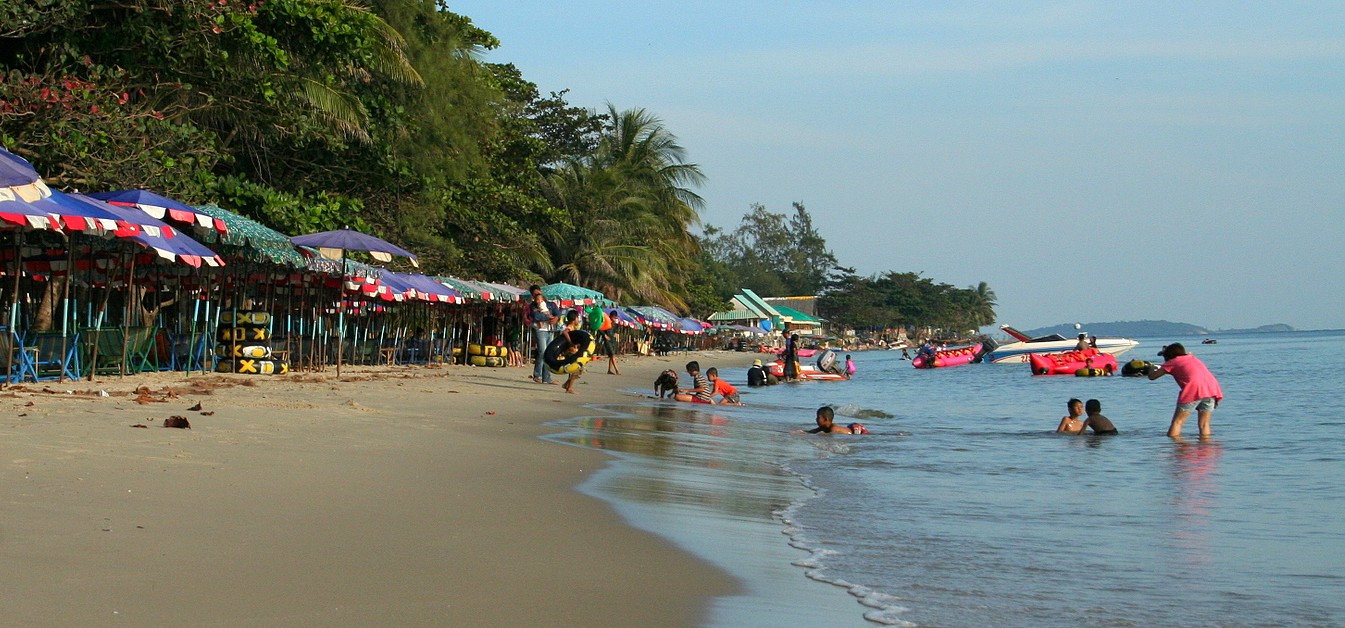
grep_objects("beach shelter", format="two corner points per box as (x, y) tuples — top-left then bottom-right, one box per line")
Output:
(626, 305), (680, 331)
(676, 317), (709, 335)
(193, 204), (308, 267)
(289, 228), (418, 376)
(607, 307), (642, 329)
(0, 147), (52, 202)
(89, 189), (227, 235)
(541, 282), (611, 307)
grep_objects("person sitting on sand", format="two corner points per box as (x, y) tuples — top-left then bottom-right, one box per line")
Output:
(673, 360), (715, 404)
(705, 367), (742, 405)
(1076, 399), (1118, 435)
(794, 406), (869, 434)
(1056, 398), (1086, 434)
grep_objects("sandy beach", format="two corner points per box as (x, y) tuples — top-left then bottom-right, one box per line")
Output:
(1, 353), (739, 626)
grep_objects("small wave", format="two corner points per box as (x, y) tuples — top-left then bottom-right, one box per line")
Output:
(831, 403), (895, 419)
(773, 461), (914, 627)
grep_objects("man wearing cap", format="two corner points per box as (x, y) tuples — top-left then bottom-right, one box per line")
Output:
(747, 358), (769, 387)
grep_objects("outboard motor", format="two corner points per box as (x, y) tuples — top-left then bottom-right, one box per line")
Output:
(972, 337), (997, 363)
(816, 349), (839, 374)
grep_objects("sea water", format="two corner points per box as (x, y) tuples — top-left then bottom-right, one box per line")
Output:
(545, 331), (1345, 627)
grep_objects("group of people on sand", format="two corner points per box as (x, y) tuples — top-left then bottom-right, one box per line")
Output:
(1054, 342), (1224, 438)
(527, 285), (620, 394)
(669, 360), (742, 405)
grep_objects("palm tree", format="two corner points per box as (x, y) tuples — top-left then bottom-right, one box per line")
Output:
(543, 105), (705, 310)
(966, 281), (998, 328)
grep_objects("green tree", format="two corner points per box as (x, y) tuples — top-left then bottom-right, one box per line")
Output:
(544, 105), (705, 310)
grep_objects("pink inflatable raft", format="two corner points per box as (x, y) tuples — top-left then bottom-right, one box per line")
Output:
(912, 343), (986, 369)
(1028, 349), (1118, 376)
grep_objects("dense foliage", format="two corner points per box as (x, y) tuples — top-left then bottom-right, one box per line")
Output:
(1, 1), (994, 329)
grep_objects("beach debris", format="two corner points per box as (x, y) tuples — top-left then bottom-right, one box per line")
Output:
(163, 416), (191, 429)
(186, 402), (202, 411)
(24, 401), (34, 407)
(485, 411), (496, 415)
(130, 424), (148, 428)
(99, 390), (110, 397)
(200, 411), (214, 416)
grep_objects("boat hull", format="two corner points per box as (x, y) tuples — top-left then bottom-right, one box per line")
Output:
(986, 338), (1138, 364)
(767, 360), (847, 381)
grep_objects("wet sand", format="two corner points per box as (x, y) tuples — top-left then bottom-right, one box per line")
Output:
(0, 353), (738, 625)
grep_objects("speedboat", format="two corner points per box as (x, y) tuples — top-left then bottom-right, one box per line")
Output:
(984, 325), (1139, 364)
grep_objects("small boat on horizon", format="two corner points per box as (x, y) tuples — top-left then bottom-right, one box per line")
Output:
(984, 325), (1139, 364)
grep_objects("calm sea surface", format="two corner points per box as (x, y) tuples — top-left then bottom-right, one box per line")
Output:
(546, 331), (1345, 627)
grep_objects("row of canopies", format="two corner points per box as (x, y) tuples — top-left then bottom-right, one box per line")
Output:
(2, 146), (712, 332)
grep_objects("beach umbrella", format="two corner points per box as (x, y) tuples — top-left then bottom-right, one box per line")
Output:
(541, 282), (611, 307)
(478, 281), (528, 302)
(0, 192), (61, 231)
(0, 147), (52, 203)
(625, 305), (679, 331)
(676, 317), (708, 335)
(89, 189), (228, 235)
(434, 276), (486, 301)
(289, 228), (418, 376)
(607, 307), (642, 329)
(191, 204), (312, 267)
(290, 228), (417, 266)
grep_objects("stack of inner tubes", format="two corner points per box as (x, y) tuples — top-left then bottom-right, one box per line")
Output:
(213, 311), (288, 375)
(466, 342), (508, 367)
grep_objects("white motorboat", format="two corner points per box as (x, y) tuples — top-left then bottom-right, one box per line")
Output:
(983, 325), (1139, 364)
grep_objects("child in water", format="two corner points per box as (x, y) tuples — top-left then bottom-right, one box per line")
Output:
(1055, 398), (1085, 434)
(796, 406), (869, 434)
(1077, 399), (1118, 435)
(705, 367), (743, 405)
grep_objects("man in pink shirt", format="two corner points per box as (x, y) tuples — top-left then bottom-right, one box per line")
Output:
(1149, 343), (1223, 438)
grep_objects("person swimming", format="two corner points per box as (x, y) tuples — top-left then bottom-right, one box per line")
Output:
(795, 406), (868, 434)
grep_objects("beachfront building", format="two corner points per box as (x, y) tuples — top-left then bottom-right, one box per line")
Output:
(761, 296), (825, 337)
(707, 288), (782, 335)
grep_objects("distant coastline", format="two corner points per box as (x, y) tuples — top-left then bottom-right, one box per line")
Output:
(1022, 320), (1298, 338)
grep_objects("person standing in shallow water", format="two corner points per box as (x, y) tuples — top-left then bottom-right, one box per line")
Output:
(783, 334), (799, 381)
(1149, 343), (1223, 438)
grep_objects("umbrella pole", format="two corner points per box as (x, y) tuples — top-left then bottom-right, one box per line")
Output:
(87, 261), (116, 382)
(57, 234), (74, 383)
(119, 253), (135, 377)
(336, 253), (345, 378)
(4, 231), (24, 389)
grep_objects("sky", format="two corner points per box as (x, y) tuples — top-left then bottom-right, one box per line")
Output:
(448, 1), (1345, 330)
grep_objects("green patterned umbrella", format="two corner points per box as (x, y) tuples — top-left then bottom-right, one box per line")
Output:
(193, 204), (306, 267)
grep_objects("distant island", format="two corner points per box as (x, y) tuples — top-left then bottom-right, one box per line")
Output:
(1021, 320), (1296, 338)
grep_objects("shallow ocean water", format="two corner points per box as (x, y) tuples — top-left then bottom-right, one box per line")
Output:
(547, 331), (1345, 627)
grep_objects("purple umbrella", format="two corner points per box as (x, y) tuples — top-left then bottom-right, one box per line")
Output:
(289, 228), (418, 376)
(89, 189), (227, 234)
(290, 228), (418, 265)
(0, 148), (39, 186)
